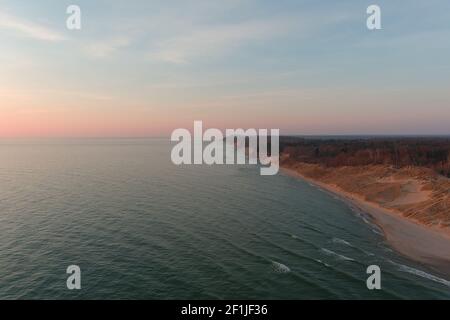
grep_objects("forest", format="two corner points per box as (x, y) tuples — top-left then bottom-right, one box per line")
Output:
(280, 137), (450, 178)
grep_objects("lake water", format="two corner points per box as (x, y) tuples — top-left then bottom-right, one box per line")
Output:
(0, 139), (449, 299)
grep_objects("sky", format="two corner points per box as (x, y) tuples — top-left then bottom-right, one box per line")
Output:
(1, 0), (450, 137)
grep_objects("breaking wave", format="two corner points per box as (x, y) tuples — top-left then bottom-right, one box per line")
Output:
(389, 261), (450, 287)
(332, 237), (352, 246)
(320, 248), (355, 262)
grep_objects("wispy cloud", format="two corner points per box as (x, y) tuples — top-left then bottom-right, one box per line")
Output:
(147, 10), (354, 64)
(0, 86), (115, 104)
(0, 10), (64, 41)
(148, 17), (297, 64)
(84, 37), (132, 58)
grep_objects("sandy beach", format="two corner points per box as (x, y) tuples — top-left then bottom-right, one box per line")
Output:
(282, 167), (450, 279)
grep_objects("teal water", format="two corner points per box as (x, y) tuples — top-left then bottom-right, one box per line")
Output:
(0, 139), (449, 299)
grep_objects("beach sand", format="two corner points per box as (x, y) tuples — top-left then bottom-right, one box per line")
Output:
(282, 167), (450, 279)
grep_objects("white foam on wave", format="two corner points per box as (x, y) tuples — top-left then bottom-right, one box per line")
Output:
(389, 261), (450, 287)
(332, 237), (352, 246)
(321, 248), (355, 262)
(271, 261), (291, 273)
(315, 259), (331, 268)
(332, 237), (374, 257)
(355, 211), (374, 227)
(353, 210), (384, 235)
(371, 228), (383, 236)
(361, 217), (370, 225)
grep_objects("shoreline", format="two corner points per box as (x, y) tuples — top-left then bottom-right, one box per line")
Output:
(281, 167), (450, 279)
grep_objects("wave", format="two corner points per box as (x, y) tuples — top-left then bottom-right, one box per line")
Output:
(271, 261), (291, 273)
(315, 259), (331, 268)
(332, 237), (375, 257)
(332, 237), (352, 246)
(354, 211), (372, 225)
(389, 261), (450, 287)
(352, 209), (384, 235)
(320, 248), (355, 262)
(371, 228), (383, 236)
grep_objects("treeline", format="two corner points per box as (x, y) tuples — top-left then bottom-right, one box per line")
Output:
(280, 137), (450, 177)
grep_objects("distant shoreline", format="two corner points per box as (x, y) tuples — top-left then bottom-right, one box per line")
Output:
(281, 167), (450, 279)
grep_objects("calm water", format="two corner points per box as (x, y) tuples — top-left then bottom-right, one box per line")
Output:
(0, 139), (449, 299)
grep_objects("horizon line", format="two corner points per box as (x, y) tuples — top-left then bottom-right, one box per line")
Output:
(1, 134), (450, 140)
